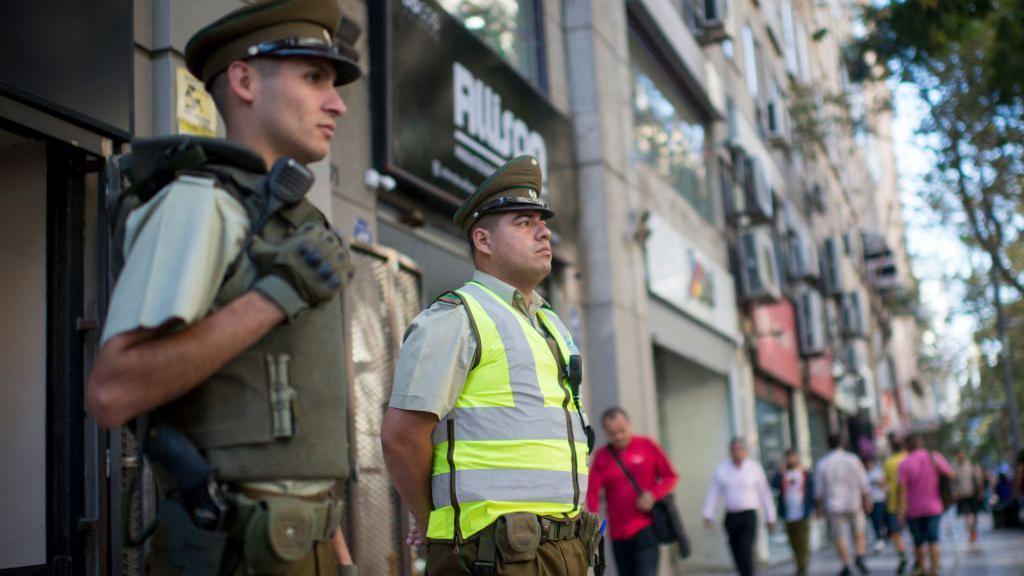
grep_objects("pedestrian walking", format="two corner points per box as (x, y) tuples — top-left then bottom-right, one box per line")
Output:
(898, 433), (954, 576)
(884, 434), (910, 574)
(85, 0), (361, 573)
(586, 407), (679, 576)
(952, 449), (983, 543)
(381, 156), (603, 575)
(777, 449), (815, 576)
(814, 434), (871, 576)
(865, 458), (888, 552)
(702, 438), (777, 576)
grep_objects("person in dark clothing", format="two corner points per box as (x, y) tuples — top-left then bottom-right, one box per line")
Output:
(778, 449), (815, 576)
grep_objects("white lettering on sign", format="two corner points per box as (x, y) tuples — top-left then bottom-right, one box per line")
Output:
(452, 62), (548, 183)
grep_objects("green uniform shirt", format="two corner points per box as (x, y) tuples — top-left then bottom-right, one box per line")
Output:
(389, 270), (549, 418)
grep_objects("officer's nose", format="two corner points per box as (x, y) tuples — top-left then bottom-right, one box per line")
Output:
(325, 89), (347, 117)
(537, 219), (552, 241)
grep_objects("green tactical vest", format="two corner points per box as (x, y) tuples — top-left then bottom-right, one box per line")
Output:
(118, 137), (349, 483)
(426, 281), (589, 540)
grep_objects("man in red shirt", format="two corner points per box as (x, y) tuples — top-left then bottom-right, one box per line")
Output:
(587, 407), (679, 576)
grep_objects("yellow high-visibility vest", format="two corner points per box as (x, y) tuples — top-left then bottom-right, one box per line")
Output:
(426, 281), (589, 541)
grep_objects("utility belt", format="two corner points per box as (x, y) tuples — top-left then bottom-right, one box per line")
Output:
(155, 486), (342, 576)
(447, 511), (606, 576)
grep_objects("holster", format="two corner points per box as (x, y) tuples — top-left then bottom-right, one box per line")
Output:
(576, 511), (603, 569)
(156, 497), (228, 576)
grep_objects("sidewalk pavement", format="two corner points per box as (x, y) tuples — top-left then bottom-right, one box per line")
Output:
(761, 511), (1024, 576)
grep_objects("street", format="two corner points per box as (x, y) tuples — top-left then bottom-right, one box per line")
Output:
(761, 513), (1024, 576)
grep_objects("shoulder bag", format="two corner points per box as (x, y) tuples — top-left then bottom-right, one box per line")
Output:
(929, 451), (954, 509)
(608, 445), (691, 559)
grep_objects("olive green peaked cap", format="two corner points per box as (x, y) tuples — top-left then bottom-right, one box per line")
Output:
(185, 0), (361, 87)
(453, 155), (554, 233)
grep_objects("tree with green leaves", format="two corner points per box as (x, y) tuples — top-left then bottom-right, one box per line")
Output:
(854, 0), (1024, 450)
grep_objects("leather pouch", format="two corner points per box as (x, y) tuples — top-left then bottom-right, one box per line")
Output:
(243, 496), (316, 575)
(157, 497), (227, 576)
(495, 513), (541, 563)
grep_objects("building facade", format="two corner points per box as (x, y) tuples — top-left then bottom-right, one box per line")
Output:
(0, 1), (926, 575)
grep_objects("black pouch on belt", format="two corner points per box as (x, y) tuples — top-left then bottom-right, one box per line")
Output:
(157, 497), (228, 576)
(495, 513), (542, 563)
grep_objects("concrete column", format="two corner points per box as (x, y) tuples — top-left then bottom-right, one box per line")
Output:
(564, 1), (659, 436)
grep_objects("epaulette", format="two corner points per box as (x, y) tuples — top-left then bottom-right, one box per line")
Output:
(434, 291), (463, 307)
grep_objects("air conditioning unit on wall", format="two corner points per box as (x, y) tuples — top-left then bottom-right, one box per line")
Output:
(807, 182), (826, 213)
(738, 226), (782, 302)
(796, 287), (826, 356)
(788, 231), (820, 281)
(700, 0), (731, 43)
(725, 147), (774, 224)
(840, 291), (867, 339)
(820, 236), (844, 296)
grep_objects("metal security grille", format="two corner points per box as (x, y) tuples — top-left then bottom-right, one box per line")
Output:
(344, 244), (423, 576)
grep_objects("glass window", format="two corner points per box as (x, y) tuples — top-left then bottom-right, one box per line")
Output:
(742, 26), (760, 97)
(438, 0), (542, 85)
(629, 33), (712, 221)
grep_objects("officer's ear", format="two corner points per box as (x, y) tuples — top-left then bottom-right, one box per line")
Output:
(470, 217), (499, 258)
(226, 60), (259, 105)
(470, 225), (492, 257)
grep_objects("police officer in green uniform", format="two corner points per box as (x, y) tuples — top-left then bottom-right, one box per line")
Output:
(381, 156), (603, 575)
(86, 0), (360, 574)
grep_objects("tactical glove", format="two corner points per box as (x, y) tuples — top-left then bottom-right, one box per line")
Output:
(251, 221), (354, 321)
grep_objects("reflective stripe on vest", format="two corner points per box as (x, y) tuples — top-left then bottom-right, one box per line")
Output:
(425, 281), (589, 540)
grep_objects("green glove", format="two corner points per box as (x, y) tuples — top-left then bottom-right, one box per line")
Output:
(251, 221), (354, 321)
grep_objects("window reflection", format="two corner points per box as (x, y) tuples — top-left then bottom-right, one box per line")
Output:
(629, 34), (711, 220)
(438, 0), (540, 85)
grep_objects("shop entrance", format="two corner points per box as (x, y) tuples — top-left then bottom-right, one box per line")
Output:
(653, 345), (732, 572)
(0, 126), (110, 576)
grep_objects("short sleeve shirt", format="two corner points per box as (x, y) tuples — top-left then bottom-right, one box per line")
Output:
(100, 174), (336, 496)
(101, 175), (249, 343)
(389, 271), (548, 418)
(899, 449), (952, 519)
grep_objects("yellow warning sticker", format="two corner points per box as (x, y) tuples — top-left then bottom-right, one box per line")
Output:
(176, 67), (218, 137)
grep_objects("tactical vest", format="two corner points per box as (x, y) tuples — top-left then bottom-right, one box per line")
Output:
(115, 137), (349, 482)
(427, 281), (589, 540)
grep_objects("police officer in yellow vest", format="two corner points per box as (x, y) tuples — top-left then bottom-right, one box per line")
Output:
(86, 0), (360, 574)
(382, 156), (603, 575)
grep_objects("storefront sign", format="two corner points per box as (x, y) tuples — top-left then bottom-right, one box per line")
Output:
(176, 68), (218, 137)
(0, 1), (131, 138)
(645, 214), (738, 338)
(751, 300), (801, 387)
(805, 351), (836, 402)
(372, 0), (574, 205)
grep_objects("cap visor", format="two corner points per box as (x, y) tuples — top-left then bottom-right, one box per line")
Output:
(262, 47), (362, 85)
(480, 204), (555, 220)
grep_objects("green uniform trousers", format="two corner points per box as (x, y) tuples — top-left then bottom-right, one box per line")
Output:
(784, 518), (810, 573)
(426, 537), (589, 575)
(145, 527), (338, 576)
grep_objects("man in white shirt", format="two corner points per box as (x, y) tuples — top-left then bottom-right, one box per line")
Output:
(703, 437), (777, 576)
(815, 434), (872, 576)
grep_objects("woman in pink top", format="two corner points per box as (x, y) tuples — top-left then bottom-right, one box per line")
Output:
(897, 434), (953, 576)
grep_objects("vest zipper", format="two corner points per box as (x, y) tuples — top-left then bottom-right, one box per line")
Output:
(447, 419), (464, 546)
(546, 336), (580, 514)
